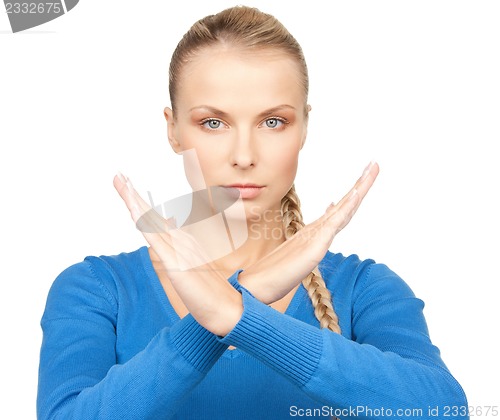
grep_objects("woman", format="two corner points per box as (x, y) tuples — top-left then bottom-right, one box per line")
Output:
(37, 5), (468, 419)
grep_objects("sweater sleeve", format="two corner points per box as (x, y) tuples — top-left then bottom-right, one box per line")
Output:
(37, 260), (230, 420)
(218, 263), (468, 419)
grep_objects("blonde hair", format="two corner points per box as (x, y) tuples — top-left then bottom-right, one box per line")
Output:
(169, 5), (340, 333)
(281, 186), (341, 333)
(169, 5), (308, 114)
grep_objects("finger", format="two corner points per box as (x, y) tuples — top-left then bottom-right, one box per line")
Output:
(113, 173), (213, 272)
(352, 160), (379, 200)
(113, 173), (175, 233)
(113, 173), (135, 216)
(344, 161), (379, 216)
(311, 161), (378, 228)
(327, 189), (361, 234)
(113, 173), (179, 258)
(330, 161), (379, 212)
(323, 162), (379, 233)
(113, 173), (145, 223)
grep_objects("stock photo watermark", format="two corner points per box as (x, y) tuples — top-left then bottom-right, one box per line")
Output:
(3, 0), (79, 32)
(138, 187), (333, 272)
(128, 148), (338, 272)
(289, 405), (499, 418)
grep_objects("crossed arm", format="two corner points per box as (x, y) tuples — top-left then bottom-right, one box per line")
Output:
(37, 162), (468, 419)
(112, 162), (379, 336)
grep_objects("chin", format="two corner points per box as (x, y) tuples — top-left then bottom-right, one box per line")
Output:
(246, 201), (283, 221)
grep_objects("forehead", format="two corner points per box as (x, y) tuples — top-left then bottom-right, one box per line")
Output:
(175, 47), (305, 111)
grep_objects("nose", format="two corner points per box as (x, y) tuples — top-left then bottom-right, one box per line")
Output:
(229, 129), (257, 169)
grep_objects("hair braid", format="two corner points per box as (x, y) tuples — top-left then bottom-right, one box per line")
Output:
(281, 185), (341, 334)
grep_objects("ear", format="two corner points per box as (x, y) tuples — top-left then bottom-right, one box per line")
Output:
(300, 104), (312, 150)
(164, 106), (182, 154)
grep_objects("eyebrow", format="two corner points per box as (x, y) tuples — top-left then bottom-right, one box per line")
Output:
(189, 104), (297, 119)
(257, 105), (297, 118)
(189, 106), (229, 118)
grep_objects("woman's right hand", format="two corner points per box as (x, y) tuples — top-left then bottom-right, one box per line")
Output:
(238, 161), (379, 304)
(113, 173), (244, 336)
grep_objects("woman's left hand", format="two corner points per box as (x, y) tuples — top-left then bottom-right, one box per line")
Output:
(237, 161), (379, 304)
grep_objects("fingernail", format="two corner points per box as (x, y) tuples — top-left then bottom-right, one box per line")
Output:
(360, 161), (374, 181)
(348, 189), (358, 201)
(116, 172), (128, 183)
(126, 178), (134, 192)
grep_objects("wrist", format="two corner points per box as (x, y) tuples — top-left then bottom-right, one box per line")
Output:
(214, 290), (243, 337)
(238, 271), (274, 305)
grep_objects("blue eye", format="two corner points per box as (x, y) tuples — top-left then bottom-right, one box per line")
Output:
(202, 119), (223, 130)
(264, 118), (284, 128)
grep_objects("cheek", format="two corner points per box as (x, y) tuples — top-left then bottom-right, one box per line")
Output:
(276, 150), (299, 179)
(175, 126), (221, 185)
(266, 145), (300, 193)
(181, 148), (209, 191)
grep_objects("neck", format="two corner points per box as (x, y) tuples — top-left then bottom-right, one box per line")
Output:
(170, 192), (286, 278)
(211, 219), (286, 277)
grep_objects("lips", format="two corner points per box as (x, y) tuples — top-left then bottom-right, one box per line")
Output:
(222, 184), (265, 199)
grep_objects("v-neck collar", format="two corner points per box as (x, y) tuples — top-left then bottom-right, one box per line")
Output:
(139, 246), (308, 358)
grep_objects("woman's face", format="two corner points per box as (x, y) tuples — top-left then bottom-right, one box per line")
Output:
(164, 47), (308, 220)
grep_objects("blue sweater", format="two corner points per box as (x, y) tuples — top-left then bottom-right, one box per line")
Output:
(37, 246), (467, 419)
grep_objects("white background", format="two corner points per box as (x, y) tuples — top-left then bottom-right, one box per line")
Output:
(1, 1), (499, 418)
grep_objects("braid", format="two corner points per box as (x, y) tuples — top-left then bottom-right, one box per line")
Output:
(281, 185), (341, 334)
